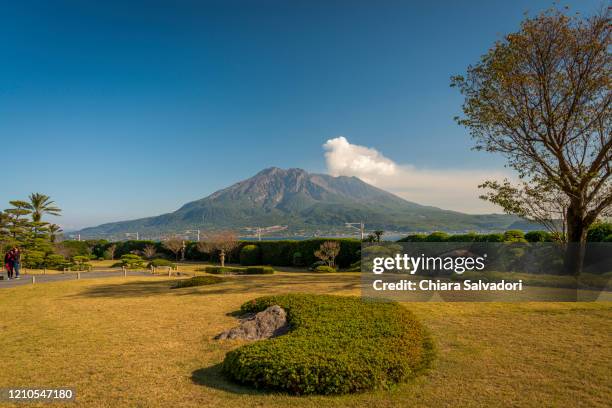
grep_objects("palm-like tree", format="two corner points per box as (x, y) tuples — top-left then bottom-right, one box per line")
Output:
(26, 193), (61, 222)
(48, 224), (63, 243)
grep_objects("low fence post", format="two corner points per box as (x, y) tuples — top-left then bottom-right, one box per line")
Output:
(32, 276), (35, 284)
(168, 267), (171, 277)
(43, 268), (47, 275)
(123, 266), (127, 278)
(77, 271), (81, 280)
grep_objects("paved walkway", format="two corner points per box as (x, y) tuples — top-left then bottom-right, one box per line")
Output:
(0, 269), (162, 289)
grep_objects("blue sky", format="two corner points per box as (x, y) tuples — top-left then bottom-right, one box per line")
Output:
(0, 0), (603, 229)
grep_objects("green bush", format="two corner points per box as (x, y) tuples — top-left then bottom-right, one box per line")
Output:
(525, 230), (552, 242)
(115, 254), (146, 269)
(44, 254), (68, 270)
(292, 251), (304, 266)
(425, 231), (450, 242)
(313, 265), (336, 273)
(204, 266), (245, 275)
(23, 250), (46, 268)
(171, 275), (225, 288)
(70, 255), (92, 270)
(239, 245), (261, 266)
(147, 258), (176, 268)
(503, 230), (527, 242)
(222, 294), (434, 395)
(245, 266), (274, 275)
(587, 222), (612, 242)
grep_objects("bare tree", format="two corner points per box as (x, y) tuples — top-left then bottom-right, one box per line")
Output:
(452, 8), (611, 273)
(314, 241), (341, 268)
(105, 244), (117, 261)
(55, 242), (76, 259)
(142, 244), (157, 260)
(197, 231), (238, 267)
(164, 237), (184, 261)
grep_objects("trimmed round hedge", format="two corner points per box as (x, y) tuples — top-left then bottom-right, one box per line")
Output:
(222, 294), (434, 395)
(240, 245), (261, 266)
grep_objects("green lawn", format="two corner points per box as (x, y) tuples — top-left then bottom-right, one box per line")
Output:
(0, 272), (610, 407)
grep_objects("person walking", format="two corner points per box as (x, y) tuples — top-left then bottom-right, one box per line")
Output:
(4, 249), (14, 280)
(12, 247), (21, 279)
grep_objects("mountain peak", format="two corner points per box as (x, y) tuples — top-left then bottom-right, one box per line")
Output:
(78, 167), (521, 238)
(256, 167), (308, 177)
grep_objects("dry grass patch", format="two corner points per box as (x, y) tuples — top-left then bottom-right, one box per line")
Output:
(0, 272), (610, 407)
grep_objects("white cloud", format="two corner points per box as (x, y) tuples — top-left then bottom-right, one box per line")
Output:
(323, 136), (509, 214)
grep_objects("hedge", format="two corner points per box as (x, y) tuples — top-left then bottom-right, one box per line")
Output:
(171, 275), (226, 289)
(245, 266), (274, 275)
(251, 238), (360, 268)
(398, 224), (612, 243)
(203, 266), (245, 275)
(203, 265), (275, 275)
(222, 294), (434, 395)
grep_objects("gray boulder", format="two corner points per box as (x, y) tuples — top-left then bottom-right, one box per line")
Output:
(215, 305), (288, 340)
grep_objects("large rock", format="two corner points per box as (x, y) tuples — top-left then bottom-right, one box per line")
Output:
(215, 305), (288, 340)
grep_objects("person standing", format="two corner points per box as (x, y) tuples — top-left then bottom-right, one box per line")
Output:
(4, 249), (14, 280)
(12, 247), (21, 279)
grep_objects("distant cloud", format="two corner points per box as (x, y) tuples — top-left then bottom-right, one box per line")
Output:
(323, 136), (509, 214)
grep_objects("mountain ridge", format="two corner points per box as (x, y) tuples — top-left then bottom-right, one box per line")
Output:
(77, 167), (529, 239)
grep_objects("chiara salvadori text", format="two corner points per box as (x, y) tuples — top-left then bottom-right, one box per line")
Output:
(372, 279), (523, 291)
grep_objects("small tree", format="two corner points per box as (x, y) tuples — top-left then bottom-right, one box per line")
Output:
(373, 230), (384, 242)
(142, 244), (157, 260)
(71, 255), (91, 271)
(314, 241), (341, 268)
(48, 224), (62, 243)
(105, 244), (117, 261)
(197, 231), (238, 267)
(163, 237), (184, 261)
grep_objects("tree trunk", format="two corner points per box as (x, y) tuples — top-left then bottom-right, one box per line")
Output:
(564, 203), (588, 275)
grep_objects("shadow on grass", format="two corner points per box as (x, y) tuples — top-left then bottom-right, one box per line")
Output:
(191, 363), (271, 395)
(70, 274), (362, 299)
(69, 279), (176, 298)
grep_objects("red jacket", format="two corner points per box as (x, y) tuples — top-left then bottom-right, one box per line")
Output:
(4, 251), (14, 266)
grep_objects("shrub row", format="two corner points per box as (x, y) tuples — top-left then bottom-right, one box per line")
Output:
(222, 294), (434, 395)
(171, 275), (226, 289)
(237, 238), (361, 268)
(245, 266), (274, 275)
(203, 265), (274, 275)
(451, 270), (612, 290)
(398, 224), (612, 243)
(57, 223), (611, 269)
